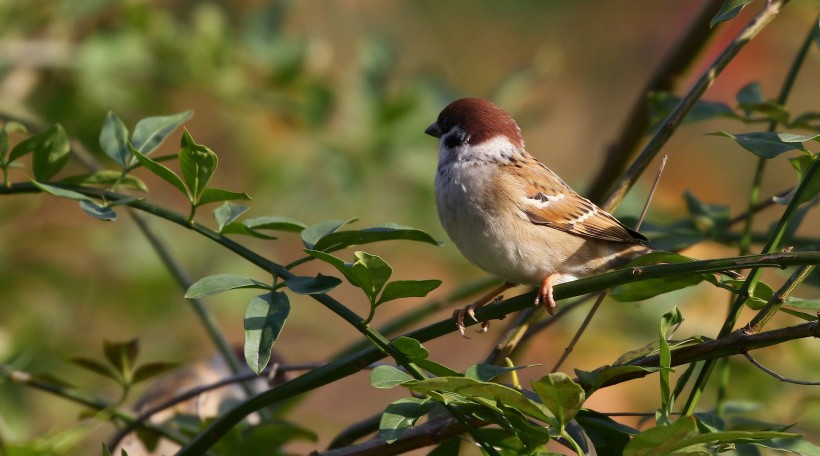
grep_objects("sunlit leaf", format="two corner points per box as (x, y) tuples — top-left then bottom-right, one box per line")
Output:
(185, 274), (271, 298)
(379, 397), (435, 443)
(377, 279), (441, 305)
(79, 200), (117, 221)
(131, 110), (193, 156)
(10, 125), (71, 180)
(532, 373), (585, 431)
(214, 202), (249, 232)
(243, 215), (306, 233)
(710, 131), (816, 158)
(99, 111), (130, 167)
(312, 224), (440, 252)
(244, 292), (290, 375)
(392, 336), (430, 360)
(59, 170), (148, 191)
(465, 364), (538, 382)
(407, 376), (555, 425)
(131, 145), (189, 199)
(301, 218), (358, 249)
(711, 0), (754, 27)
(370, 365), (414, 389)
(197, 187), (251, 206)
(31, 180), (95, 202)
(179, 130), (217, 202)
(576, 365), (665, 395)
(773, 155), (820, 205)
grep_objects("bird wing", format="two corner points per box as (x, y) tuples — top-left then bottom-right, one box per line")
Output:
(504, 158), (646, 244)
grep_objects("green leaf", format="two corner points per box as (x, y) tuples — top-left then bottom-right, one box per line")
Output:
(379, 397), (435, 443)
(774, 155), (820, 205)
(197, 187), (251, 206)
(370, 365), (414, 389)
(391, 336), (430, 360)
(131, 145), (189, 199)
(79, 200), (117, 221)
(649, 93), (738, 132)
(390, 336), (461, 377)
(285, 274), (342, 294)
(242, 422), (318, 452)
(736, 82), (765, 108)
(789, 111), (820, 129)
(612, 251), (710, 302)
(377, 280), (441, 305)
(784, 296), (820, 311)
(710, 0), (754, 27)
(710, 131), (817, 158)
(312, 224), (440, 252)
(624, 416), (799, 455)
(576, 365), (665, 395)
(185, 274), (271, 298)
(220, 222), (278, 240)
(658, 307), (683, 424)
(131, 361), (180, 384)
(407, 376), (555, 425)
(214, 202), (249, 232)
(131, 110), (193, 156)
(59, 170), (148, 191)
(301, 218), (358, 249)
(531, 373), (585, 431)
(754, 437), (820, 455)
(70, 357), (118, 382)
(244, 292), (290, 375)
(465, 364), (538, 382)
(576, 409), (637, 455)
(684, 191), (730, 236)
(103, 339), (139, 375)
(179, 130), (217, 202)
(31, 180), (96, 202)
(306, 250), (392, 304)
(10, 125), (71, 181)
(99, 111), (130, 167)
(242, 215), (306, 233)
(0, 128), (9, 163)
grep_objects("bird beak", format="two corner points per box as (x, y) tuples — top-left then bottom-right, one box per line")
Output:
(424, 122), (442, 138)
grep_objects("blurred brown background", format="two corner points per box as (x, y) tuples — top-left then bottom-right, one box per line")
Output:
(1, 0), (818, 453)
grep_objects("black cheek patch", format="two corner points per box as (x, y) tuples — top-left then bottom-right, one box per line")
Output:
(443, 129), (468, 149)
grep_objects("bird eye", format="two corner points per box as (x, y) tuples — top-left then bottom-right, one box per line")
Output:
(440, 116), (452, 130)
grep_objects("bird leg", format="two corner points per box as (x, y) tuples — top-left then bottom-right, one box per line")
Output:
(453, 282), (514, 337)
(534, 274), (559, 314)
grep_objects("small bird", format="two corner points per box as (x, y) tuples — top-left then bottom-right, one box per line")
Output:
(426, 98), (651, 334)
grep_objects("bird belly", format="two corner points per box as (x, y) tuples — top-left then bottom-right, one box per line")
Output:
(435, 168), (644, 285)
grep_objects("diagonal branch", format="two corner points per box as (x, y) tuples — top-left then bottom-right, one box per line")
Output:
(587, 1), (722, 203)
(601, 0), (790, 212)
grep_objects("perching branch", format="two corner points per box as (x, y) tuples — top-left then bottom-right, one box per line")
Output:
(312, 320), (820, 456)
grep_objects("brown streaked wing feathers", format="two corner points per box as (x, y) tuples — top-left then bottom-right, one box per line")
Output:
(510, 161), (646, 244)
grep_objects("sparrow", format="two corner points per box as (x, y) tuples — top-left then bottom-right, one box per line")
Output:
(426, 98), (651, 334)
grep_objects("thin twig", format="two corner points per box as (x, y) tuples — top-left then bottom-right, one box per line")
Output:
(601, 0), (790, 213)
(743, 351), (820, 386)
(552, 155), (668, 373)
(742, 262), (816, 335)
(106, 362), (322, 450)
(587, 1), (722, 202)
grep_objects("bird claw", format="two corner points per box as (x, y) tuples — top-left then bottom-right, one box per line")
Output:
(534, 275), (558, 315)
(452, 295), (503, 337)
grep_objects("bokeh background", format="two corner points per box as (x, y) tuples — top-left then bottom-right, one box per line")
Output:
(1, 0), (818, 454)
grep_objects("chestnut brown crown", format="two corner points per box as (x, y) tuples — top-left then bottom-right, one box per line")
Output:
(425, 98), (525, 149)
